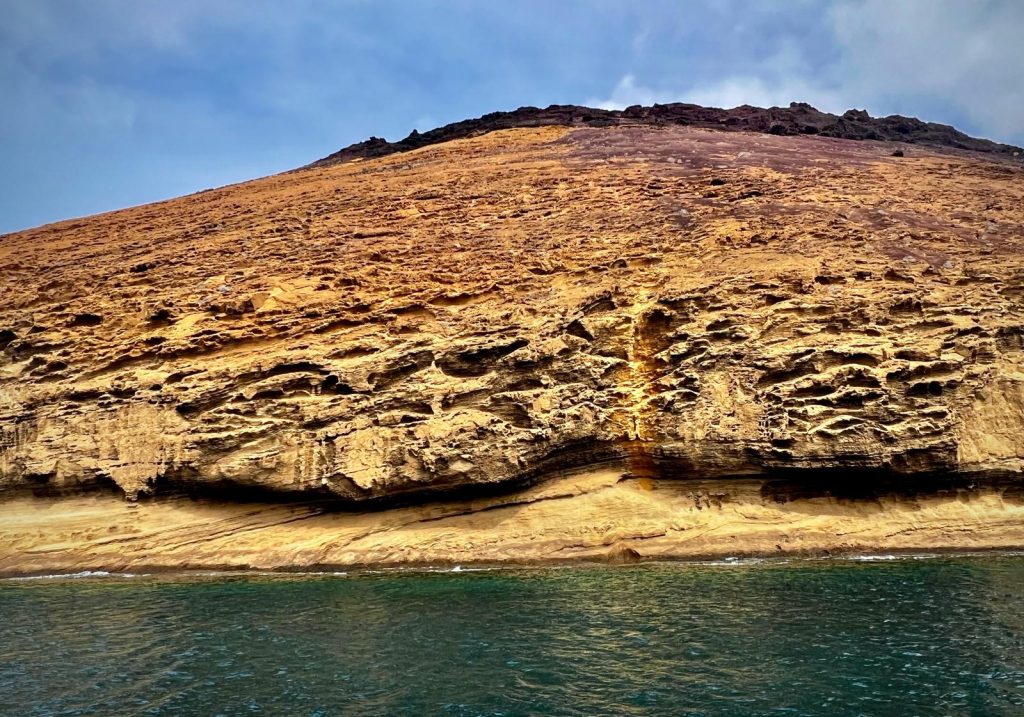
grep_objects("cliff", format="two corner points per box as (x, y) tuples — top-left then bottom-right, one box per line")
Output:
(2, 107), (1024, 574)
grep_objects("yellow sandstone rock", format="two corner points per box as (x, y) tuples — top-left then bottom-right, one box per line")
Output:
(1, 122), (1023, 573)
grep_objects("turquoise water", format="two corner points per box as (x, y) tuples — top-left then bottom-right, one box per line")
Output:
(2, 557), (1024, 716)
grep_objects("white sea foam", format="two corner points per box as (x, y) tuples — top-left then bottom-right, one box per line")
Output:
(697, 557), (769, 567)
(3, 570), (141, 581)
(850, 555), (901, 561)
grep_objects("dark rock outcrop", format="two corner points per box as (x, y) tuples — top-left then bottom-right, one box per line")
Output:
(310, 102), (1022, 167)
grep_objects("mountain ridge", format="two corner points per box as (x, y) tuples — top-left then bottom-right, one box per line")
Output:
(310, 101), (1023, 168)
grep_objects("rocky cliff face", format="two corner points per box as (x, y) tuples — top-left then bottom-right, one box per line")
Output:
(2, 116), (1024, 516)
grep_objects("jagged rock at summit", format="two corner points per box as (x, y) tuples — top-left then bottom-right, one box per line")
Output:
(310, 102), (1023, 166)
(1, 103), (1024, 573)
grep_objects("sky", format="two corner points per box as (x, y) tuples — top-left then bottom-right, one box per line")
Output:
(2, 0), (1022, 234)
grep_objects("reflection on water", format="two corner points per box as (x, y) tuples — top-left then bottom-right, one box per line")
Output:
(2, 557), (1024, 716)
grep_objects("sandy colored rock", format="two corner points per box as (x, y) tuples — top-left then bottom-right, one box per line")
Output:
(3, 471), (1024, 576)
(1, 119), (1023, 574)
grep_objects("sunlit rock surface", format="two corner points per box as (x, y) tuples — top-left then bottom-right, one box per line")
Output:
(1, 110), (1023, 573)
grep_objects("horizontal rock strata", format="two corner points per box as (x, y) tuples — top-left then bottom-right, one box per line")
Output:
(2, 115), (1024, 570)
(3, 471), (1024, 576)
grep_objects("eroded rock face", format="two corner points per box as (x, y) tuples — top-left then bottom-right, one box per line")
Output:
(1, 121), (1023, 504)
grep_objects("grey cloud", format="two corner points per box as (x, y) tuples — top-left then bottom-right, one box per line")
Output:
(592, 0), (1023, 145)
(828, 0), (1024, 141)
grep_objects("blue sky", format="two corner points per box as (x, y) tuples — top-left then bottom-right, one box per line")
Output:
(2, 0), (1021, 234)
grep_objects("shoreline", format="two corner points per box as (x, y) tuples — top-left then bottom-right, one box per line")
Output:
(5, 547), (1024, 582)
(3, 468), (1024, 580)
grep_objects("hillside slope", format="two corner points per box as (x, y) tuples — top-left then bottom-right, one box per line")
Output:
(2, 114), (1024, 573)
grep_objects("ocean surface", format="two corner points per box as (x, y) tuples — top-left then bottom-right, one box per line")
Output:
(2, 556), (1024, 716)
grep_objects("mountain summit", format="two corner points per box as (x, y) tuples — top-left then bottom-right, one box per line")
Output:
(311, 102), (1022, 167)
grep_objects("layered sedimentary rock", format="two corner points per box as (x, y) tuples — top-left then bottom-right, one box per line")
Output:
(1, 109), (1024, 572)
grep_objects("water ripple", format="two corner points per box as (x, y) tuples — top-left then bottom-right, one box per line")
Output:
(2, 556), (1024, 715)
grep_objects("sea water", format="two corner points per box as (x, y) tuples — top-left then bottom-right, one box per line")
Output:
(2, 556), (1024, 716)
